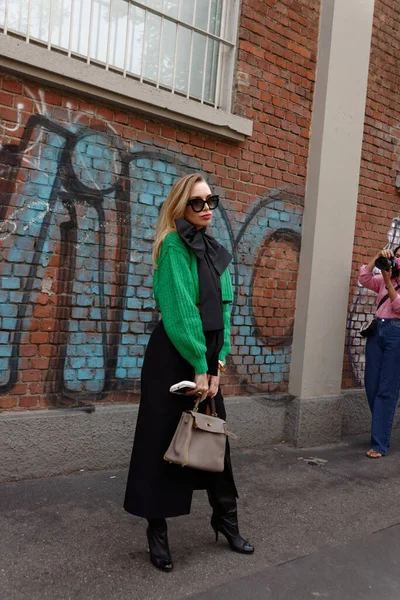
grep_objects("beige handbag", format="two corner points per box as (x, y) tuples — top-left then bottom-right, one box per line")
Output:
(164, 396), (236, 472)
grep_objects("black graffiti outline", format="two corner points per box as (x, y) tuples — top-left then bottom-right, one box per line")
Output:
(0, 115), (304, 404)
(0, 115), (240, 402)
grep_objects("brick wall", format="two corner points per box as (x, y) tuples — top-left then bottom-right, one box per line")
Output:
(344, 0), (400, 388)
(0, 0), (320, 410)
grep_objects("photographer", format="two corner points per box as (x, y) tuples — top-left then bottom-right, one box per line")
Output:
(359, 248), (400, 458)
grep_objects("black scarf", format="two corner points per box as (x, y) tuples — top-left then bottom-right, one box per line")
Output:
(175, 219), (232, 331)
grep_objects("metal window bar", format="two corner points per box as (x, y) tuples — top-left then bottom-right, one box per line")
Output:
(219, 0), (239, 113)
(128, 4), (136, 75)
(139, 6), (148, 84)
(200, 0), (212, 104)
(213, 0), (226, 109)
(95, 0), (102, 63)
(156, 11), (164, 89)
(171, 0), (181, 95)
(186, 0), (196, 99)
(38, 0), (44, 43)
(3, 0), (8, 36)
(26, 0), (32, 43)
(105, 0), (113, 70)
(59, 0), (65, 47)
(122, 0), (131, 76)
(47, 0), (53, 50)
(78, 0), (84, 55)
(18, 0), (23, 32)
(113, 2), (120, 68)
(134, 0), (233, 47)
(87, 0), (95, 64)
(68, 0), (75, 57)
(0, 0), (235, 110)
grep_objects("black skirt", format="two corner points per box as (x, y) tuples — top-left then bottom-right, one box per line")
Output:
(123, 321), (237, 519)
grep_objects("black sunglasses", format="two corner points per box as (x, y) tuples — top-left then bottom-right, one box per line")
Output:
(186, 194), (219, 213)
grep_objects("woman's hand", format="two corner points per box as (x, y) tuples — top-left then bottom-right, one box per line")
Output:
(367, 248), (393, 272)
(377, 248), (394, 260)
(187, 373), (209, 402)
(208, 372), (220, 398)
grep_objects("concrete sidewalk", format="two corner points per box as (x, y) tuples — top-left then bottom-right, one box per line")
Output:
(191, 523), (400, 599)
(1, 431), (400, 600)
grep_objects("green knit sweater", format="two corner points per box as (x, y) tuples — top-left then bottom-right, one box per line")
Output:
(153, 232), (234, 374)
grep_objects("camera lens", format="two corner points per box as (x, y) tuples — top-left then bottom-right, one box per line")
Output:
(375, 256), (391, 271)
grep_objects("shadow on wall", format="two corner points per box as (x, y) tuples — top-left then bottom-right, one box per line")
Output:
(0, 111), (304, 407)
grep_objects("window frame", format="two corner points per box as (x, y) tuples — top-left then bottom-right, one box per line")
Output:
(0, 0), (252, 140)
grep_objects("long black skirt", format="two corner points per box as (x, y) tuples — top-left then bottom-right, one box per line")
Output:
(123, 321), (237, 519)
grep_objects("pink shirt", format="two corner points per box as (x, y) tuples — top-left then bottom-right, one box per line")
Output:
(359, 265), (400, 318)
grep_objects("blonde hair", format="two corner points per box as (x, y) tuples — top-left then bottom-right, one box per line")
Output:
(152, 173), (205, 268)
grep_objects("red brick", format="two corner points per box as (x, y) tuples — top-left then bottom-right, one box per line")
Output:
(2, 79), (23, 93)
(190, 134), (205, 147)
(146, 122), (161, 135)
(20, 345), (38, 358)
(31, 357), (50, 370)
(161, 126), (176, 140)
(0, 396), (17, 409)
(33, 305), (53, 318)
(44, 91), (62, 106)
(115, 111), (129, 124)
(38, 345), (54, 357)
(0, 108), (19, 123)
(127, 116), (146, 130)
(30, 332), (50, 344)
(28, 383), (45, 395)
(21, 370), (41, 382)
(0, 91), (14, 107)
(176, 131), (190, 143)
(96, 106), (114, 121)
(19, 396), (39, 408)
(12, 384), (28, 395)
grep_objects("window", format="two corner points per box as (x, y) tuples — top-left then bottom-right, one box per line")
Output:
(0, 0), (238, 111)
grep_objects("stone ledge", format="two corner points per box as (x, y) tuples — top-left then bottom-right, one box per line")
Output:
(2, 389), (398, 482)
(0, 35), (253, 142)
(0, 396), (287, 483)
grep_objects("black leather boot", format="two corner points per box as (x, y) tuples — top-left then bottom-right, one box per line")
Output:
(146, 519), (173, 572)
(207, 481), (254, 554)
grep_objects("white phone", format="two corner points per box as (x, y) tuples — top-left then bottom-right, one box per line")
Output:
(169, 380), (197, 395)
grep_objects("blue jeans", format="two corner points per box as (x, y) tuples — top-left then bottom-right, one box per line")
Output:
(365, 318), (400, 454)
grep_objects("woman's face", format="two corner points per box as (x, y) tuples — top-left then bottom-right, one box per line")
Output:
(184, 181), (214, 230)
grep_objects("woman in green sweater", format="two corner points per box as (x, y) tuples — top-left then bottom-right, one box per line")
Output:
(124, 174), (254, 572)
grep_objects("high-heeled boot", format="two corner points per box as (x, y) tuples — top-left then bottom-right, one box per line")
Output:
(146, 518), (173, 572)
(207, 483), (254, 554)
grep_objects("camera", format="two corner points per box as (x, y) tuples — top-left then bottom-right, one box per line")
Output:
(374, 255), (399, 278)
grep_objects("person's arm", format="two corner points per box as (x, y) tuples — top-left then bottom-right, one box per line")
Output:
(208, 301), (232, 399)
(364, 255), (379, 273)
(381, 268), (400, 312)
(219, 302), (232, 363)
(219, 268), (234, 363)
(207, 269), (233, 398)
(156, 246), (208, 375)
(359, 249), (387, 292)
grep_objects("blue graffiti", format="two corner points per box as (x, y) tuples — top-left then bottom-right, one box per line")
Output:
(0, 115), (303, 404)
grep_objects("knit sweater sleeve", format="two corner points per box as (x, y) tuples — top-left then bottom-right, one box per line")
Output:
(156, 246), (208, 374)
(219, 268), (234, 363)
(219, 303), (232, 363)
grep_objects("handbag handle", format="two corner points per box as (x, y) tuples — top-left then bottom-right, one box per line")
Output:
(193, 395), (218, 417)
